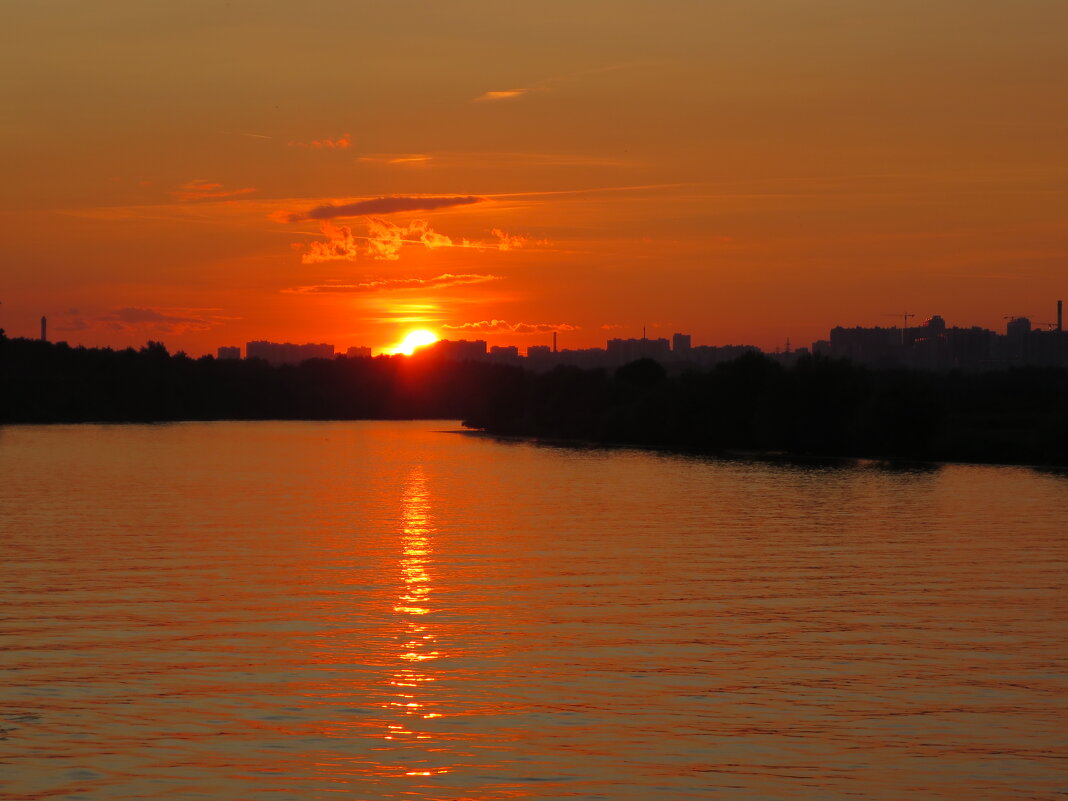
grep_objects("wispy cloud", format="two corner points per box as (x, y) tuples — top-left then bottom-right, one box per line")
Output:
(473, 88), (535, 102)
(275, 195), (483, 224)
(288, 133), (352, 149)
(104, 307), (201, 324)
(491, 229), (525, 251)
(484, 182), (696, 199)
(443, 320), (579, 334)
(471, 63), (642, 104)
(288, 274), (501, 294)
(171, 180), (256, 202)
(356, 151), (633, 168)
(357, 153), (433, 166)
(76, 307), (231, 335)
(299, 220), (529, 263)
(52, 317), (90, 333)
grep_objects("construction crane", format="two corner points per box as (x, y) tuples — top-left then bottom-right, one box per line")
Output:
(1003, 314), (1033, 334)
(883, 312), (915, 345)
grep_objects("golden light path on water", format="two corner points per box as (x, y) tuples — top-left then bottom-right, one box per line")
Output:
(384, 467), (448, 776)
(1, 421), (1067, 801)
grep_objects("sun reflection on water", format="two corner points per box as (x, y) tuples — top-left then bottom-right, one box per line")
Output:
(379, 466), (450, 777)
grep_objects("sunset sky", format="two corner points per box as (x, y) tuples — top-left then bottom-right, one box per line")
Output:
(3, 0), (1067, 355)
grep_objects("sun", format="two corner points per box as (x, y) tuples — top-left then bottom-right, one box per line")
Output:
(392, 329), (438, 355)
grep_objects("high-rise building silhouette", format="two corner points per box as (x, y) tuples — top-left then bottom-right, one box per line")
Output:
(672, 333), (691, 354)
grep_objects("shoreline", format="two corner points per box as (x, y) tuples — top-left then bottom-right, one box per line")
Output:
(455, 427), (1068, 472)
(3, 415), (1065, 471)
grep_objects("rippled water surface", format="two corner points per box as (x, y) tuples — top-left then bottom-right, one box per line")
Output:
(2, 421), (1067, 800)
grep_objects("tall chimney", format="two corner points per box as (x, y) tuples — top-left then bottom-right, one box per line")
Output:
(1058, 299), (1063, 332)
(552, 331), (557, 353)
(41, 315), (47, 342)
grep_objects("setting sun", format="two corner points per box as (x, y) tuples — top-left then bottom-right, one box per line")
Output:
(392, 329), (438, 356)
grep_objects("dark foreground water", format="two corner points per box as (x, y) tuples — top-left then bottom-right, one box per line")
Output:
(1, 421), (1067, 801)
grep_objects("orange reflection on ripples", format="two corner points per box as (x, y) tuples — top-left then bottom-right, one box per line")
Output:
(378, 466), (450, 776)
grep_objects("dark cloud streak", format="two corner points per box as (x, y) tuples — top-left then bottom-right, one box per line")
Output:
(105, 307), (203, 324)
(281, 195), (483, 223)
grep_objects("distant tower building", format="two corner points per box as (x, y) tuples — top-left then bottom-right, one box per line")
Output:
(924, 315), (947, 334)
(1006, 317), (1031, 338)
(217, 346), (241, 360)
(40, 316), (47, 342)
(489, 345), (520, 364)
(672, 333), (691, 354)
(346, 346), (372, 358)
(553, 331), (558, 353)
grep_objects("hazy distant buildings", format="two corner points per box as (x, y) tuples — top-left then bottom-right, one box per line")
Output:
(552, 347), (614, 369)
(525, 344), (554, 369)
(499, 332), (761, 371)
(688, 344), (761, 365)
(819, 302), (1066, 369)
(246, 341), (334, 366)
(219, 330), (761, 373)
(216, 299), (1065, 374)
(420, 339), (487, 362)
(488, 345), (520, 364)
(607, 337), (671, 365)
(994, 314), (1068, 368)
(829, 325), (903, 366)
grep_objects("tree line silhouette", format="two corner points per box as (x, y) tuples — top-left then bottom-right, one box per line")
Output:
(0, 335), (507, 422)
(2, 332), (1066, 465)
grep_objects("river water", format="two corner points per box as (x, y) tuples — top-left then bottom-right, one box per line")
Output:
(1, 421), (1066, 800)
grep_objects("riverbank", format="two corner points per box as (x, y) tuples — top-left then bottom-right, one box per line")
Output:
(461, 354), (1068, 467)
(457, 428), (1068, 472)
(4, 335), (1066, 466)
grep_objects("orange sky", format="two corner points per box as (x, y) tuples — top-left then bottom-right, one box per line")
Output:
(2, 1), (1067, 355)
